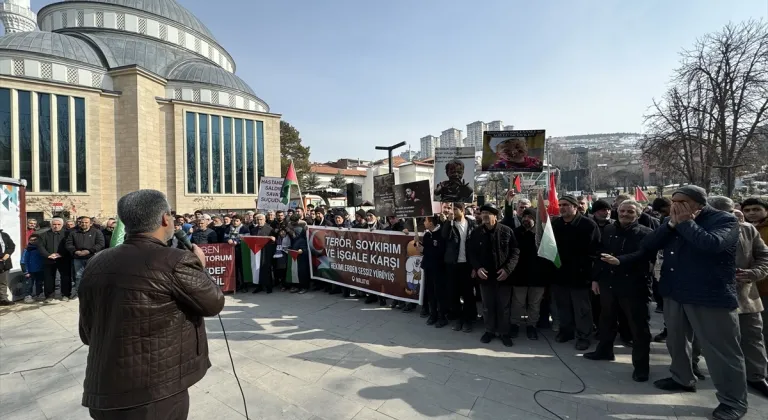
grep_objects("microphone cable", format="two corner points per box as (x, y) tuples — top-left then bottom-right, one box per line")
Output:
(532, 331), (586, 420)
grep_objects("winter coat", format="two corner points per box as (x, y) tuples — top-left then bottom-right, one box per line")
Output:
(38, 229), (70, 262)
(78, 236), (225, 410)
(512, 226), (554, 287)
(290, 230), (310, 283)
(224, 225), (249, 244)
(755, 219), (768, 297)
(333, 220), (352, 229)
(467, 223), (520, 282)
(642, 206), (739, 309)
(551, 213), (601, 288)
(0, 230), (15, 273)
(593, 221), (654, 299)
(21, 244), (45, 273)
(501, 201), (522, 230)
(190, 228), (218, 245)
(313, 217), (334, 227)
(421, 227), (445, 273)
(734, 222), (768, 314)
(441, 217), (477, 265)
(65, 228), (105, 260)
(102, 228), (114, 248)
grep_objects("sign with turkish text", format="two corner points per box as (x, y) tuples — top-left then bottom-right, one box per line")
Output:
(198, 243), (236, 292)
(308, 226), (424, 304)
(257, 176), (289, 211)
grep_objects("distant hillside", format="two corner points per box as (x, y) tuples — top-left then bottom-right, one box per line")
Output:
(561, 133), (640, 140)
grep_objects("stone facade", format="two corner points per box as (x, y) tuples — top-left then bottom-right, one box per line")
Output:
(3, 68), (281, 219)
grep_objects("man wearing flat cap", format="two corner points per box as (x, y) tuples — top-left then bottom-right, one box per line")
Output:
(552, 194), (601, 351)
(467, 204), (520, 347)
(643, 185), (747, 420)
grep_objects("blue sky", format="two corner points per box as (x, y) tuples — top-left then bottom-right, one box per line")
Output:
(31, 0), (768, 162)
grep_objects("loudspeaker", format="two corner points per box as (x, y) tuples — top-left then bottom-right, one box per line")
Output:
(477, 195), (486, 206)
(346, 183), (363, 206)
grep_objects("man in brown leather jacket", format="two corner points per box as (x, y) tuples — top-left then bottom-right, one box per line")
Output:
(78, 190), (225, 420)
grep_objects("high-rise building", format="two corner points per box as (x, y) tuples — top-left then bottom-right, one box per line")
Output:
(503, 125), (515, 131)
(440, 128), (463, 148)
(420, 135), (439, 158)
(487, 120), (504, 131)
(466, 121), (486, 151)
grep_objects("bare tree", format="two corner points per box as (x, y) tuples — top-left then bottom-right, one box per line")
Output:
(641, 20), (768, 195)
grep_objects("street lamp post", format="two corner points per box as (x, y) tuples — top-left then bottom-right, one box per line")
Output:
(375, 142), (407, 174)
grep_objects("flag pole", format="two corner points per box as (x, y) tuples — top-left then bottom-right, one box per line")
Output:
(291, 159), (305, 211)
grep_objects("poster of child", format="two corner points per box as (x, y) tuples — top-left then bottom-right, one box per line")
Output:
(481, 130), (545, 172)
(433, 147), (475, 203)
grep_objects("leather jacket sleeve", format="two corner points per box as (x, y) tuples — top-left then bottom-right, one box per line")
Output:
(171, 252), (225, 317)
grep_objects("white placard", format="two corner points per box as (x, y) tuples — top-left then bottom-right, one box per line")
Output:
(256, 176), (289, 211)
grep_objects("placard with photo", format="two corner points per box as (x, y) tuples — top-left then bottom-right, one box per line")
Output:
(433, 147), (475, 203)
(481, 130), (545, 172)
(393, 180), (432, 218)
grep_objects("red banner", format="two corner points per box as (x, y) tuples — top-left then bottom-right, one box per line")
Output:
(198, 243), (236, 292)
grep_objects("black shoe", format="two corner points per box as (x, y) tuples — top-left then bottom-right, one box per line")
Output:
(452, 322), (464, 332)
(480, 332), (495, 343)
(632, 371), (649, 382)
(575, 338), (591, 351)
(583, 350), (615, 361)
(526, 326), (538, 340)
(252, 287), (262, 294)
(435, 318), (448, 328)
(712, 403), (747, 420)
(419, 307), (430, 318)
(342, 290), (350, 298)
(462, 322), (474, 333)
(509, 324), (519, 339)
(653, 377), (696, 393)
(266, 289), (273, 294)
(653, 328), (667, 343)
(403, 303), (416, 313)
(620, 337), (633, 348)
(692, 362), (706, 380)
(426, 316), (437, 326)
(500, 335), (514, 347)
(379, 298), (387, 307)
(365, 296), (377, 304)
(555, 332), (574, 343)
(748, 379), (768, 398)
(0, 300), (13, 306)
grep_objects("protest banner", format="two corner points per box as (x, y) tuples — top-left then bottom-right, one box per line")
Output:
(433, 147), (475, 203)
(393, 179), (432, 218)
(198, 243), (236, 292)
(482, 130), (546, 172)
(257, 176), (289, 211)
(308, 226), (424, 304)
(373, 173), (395, 217)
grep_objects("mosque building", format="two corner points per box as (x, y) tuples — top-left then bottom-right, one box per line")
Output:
(0, 0), (281, 218)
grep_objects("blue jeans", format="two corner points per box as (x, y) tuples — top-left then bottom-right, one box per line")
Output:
(72, 259), (88, 297)
(23, 272), (44, 297)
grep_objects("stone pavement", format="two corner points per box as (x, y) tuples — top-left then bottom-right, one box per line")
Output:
(2, 291), (768, 420)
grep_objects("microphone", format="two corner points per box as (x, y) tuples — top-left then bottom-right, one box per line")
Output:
(174, 229), (194, 251)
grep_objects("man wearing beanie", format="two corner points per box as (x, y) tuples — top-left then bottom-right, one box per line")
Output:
(552, 194), (601, 351)
(467, 204), (520, 347)
(643, 185), (747, 420)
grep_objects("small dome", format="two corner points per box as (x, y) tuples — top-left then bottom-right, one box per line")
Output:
(168, 60), (267, 109)
(0, 31), (105, 68)
(59, 0), (216, 41)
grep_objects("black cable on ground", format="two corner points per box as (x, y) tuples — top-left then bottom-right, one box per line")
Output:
(218, 313), (250, 420)
(532, 332), (587, 420)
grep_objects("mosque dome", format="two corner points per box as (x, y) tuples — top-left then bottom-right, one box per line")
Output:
(0, 30), (105, 68)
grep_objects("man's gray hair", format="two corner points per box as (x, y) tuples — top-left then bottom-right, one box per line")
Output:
(619, 199), (643, 214)
(707, 196), (734, 213)
(517, 199), (531, 206)
(50, 217), (64, 224)
(117, 190), (171, 235)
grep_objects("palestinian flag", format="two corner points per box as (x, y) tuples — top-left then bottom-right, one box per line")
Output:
(241, 236), (274, 284)
(635, 186), (649, 203)
(286, 249), (301, 284)
(537, 191), (561, 268)
(280, 161), (300, 206)
(110, 219), (126, 247)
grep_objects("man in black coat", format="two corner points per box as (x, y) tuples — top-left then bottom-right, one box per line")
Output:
(441, 203), (478, 332)
(249, 214), (276, 293)
(37, 217), (71, 301)
(512, 208), (554, 341)
(552, 195), (601, 351)
(420, 214), (448, 327)
(190, 219), (218, 245)
(101, 218), (116, 248)
(313, 207), (334, 227)
(468, 204), (520, 347)
(0, 227), (16, 305)
(612, 194), (659, 230)
(584, 200), (655, 383)
(64, 216), (105, 300)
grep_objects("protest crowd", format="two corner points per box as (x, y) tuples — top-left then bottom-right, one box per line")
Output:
(2, 186), (768, 420)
